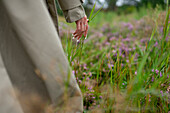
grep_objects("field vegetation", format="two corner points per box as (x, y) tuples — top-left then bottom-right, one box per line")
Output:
(58, 5), (170, 113)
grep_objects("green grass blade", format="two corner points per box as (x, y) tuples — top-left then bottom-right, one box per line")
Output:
(89, 2), (96, 21)
(90, 6), (103, 22)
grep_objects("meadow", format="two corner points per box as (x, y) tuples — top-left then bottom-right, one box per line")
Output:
(58, 6), (170, 113)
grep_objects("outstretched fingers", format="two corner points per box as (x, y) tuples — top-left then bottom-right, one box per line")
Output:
(73, 15), (89, 40)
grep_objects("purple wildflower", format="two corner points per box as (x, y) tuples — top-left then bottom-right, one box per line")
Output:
(155, 69), (159, 74)
(84, 66), (87, 70)
(122, 37), (131, 42)
(160, 90), (163, 97)
(83, 64), (87, 70)
(160, 27), (163, 33)
(83, 72), (86, 75)
(97, 32), (104, 37)
(108, 64), (114, 69)
(122, 54), (125, 58)
(71, 61), (74, 65)
(135, 71), (137, 75)
(88, 87), (92, 90)
(89, 72), (92, 77)
(83, 63), (87, 67)
(91, 90), (94, 92)
(152, 69), (154, 72)
(151, 77), (154, 82)
(89, 93), (94, 96)
(86, 77), (90, 80)
(99, 96), (102, 99)
(160, 72), (162, 77)
(128, 24), (133, 30)
(103, 68), (106, 72)
(149, 99), (151, 102)
(128, 48), (132, 51)
(154, 41), (158, 47)
(112, 50), (116, 53)
(109, 37), (116, 41)
(72, 70), (75, 75)
(78, 80), (82, 83)
(122, 83), (125, 85)
(90, 62), (94, 66)
(140, 39), (145, 43)
(105, 42), (110, 45)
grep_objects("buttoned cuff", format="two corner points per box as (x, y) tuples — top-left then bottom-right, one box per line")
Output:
(63, 5), (85, 23)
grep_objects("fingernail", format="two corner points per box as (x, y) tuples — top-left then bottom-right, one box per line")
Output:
(72, 34), (75, 39)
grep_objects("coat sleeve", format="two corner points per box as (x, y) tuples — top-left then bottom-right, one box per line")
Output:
(57, 0), (85, 23)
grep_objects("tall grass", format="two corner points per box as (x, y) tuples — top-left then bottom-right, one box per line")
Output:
(61, 3), (170, 113)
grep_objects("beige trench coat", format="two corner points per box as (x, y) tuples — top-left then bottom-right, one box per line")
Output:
(46, 0), (85, 33)
(0, 0), (85, 113)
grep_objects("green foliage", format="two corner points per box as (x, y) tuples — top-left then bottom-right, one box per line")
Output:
(140, 0), (167, 9)
(60, 2), (170, 113)
(105, 0), (117, 10)
(55, 0), (63, 16)
(117, 5), (136, 15)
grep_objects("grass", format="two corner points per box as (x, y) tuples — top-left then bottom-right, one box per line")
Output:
(59, 5), (170, 113)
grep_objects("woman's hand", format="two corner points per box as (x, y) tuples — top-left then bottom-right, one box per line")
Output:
(73, 15), (88, 41)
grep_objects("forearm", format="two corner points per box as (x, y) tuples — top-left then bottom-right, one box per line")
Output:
(63, 5), (85, 23)
(57, 0), (85, 23)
